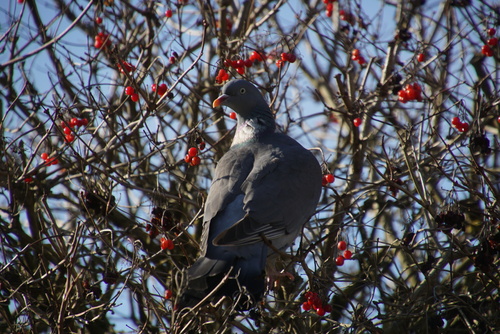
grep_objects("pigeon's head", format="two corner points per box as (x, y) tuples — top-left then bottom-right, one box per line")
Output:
(213, 80), (271, 120)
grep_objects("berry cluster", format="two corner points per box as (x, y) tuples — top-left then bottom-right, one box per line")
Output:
(151, 83), (173, 98)
(160, 237), (175, 250)
(335, 241), (353, 266)
(117, 60), (136, 74)
(216, 69), (230, 84)
(481, 28), (497, 57)
(276, 52), (297, 68)
(451, 116), (469, 133)
(146, 207), (180, 239)
(94, 32), (112, 49)
(323, 0), (336, 17)
(223, 58), (254, 75)
(351, 49), (366, 65)
(397, 83), (423, 103)
(61, 118), (88, 143)
(322, 173), (334, 186)
(184, 146), (201, 166)
(339, 10), (355, 25)
(435, 210), (465, 231)
(302, 291), (332, 316)
(82, 190), (116, 216)
(216, 50), (296, 83)
(41, 152), (58, 166)
(124, 86), (139, 102)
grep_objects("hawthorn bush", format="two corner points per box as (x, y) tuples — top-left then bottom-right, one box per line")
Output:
(1, 0), (499, 333)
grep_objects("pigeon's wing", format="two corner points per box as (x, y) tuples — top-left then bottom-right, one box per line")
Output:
(213, 133), (322, 248)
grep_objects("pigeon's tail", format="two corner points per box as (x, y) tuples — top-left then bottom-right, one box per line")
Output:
(178, 252), (267, 310)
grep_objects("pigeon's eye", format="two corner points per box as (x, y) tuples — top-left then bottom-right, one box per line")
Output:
(239, 88), (246, 94)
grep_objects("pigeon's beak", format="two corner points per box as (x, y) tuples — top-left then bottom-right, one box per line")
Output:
(213, 94), (229, 108)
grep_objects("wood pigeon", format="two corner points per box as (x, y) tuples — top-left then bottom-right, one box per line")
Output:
(180, 79), (322, 310)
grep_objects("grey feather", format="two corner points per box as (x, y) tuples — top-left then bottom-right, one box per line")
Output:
(179, 80), (322, 310)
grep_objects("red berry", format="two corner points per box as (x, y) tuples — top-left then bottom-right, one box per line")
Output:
(41, 152), (49, 160)
(357, 56), (366, 65)
(65, 134), (75, 143)
(63, 127), (71, 135)
(130, 93), (139, 102)
(229, 112), (237, 120)
(351, 54), (359, 61)
(249, 51), (264, 62)
(157, 83), (168, 96)
(352, 49), (360, 57)
(487, 28), (496, 36)
(482, 44), (493, 57)
(235, 59), (245, 68)
(324, 173), (334, 184)
(398, 89), (408, 103)
(276, 59), (284, 68)
(451, 117), (461, 126)
(94, 38), (103, 49)
(244, 59), (253, 67)
(80, 118), (89, 127)
(70, 117), (79, 128)
(353, 117), (362, 127)
(188, 147), (198, 157)
(458, 122), (469, 133)
(24, 176), (33, 183)
(184, 154), (192, 163)
(322, 177), (328, 187)
(497, 116), (500, 124)
(287, 54), (297, 63)
(164, 289), (173, 299)
(217, 69), (229, 82)
(95, 17), (103, 24)
(169, 56), (176, 64)
(280, 52), (289, 62)
(343, 250), (352, 259)
(190, 156), (201, 166)
(151, 84), (157, 92)
(302, 301), (312, 311)
(236, 66), (245, 75)
(160, 237), (168, 250)
(417, 53), (425, 62)
(487, 37), (498, 46)
(165, 9), (173, 18)
(337, 240), (347, 251)
(405, 87), (418, 101)
(161, 237), (174, 250)
(198, 141), (206, 150)
(335, 256), (345, 266)
(125, 86), (134, 95)
(316, 307), (326, 316)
